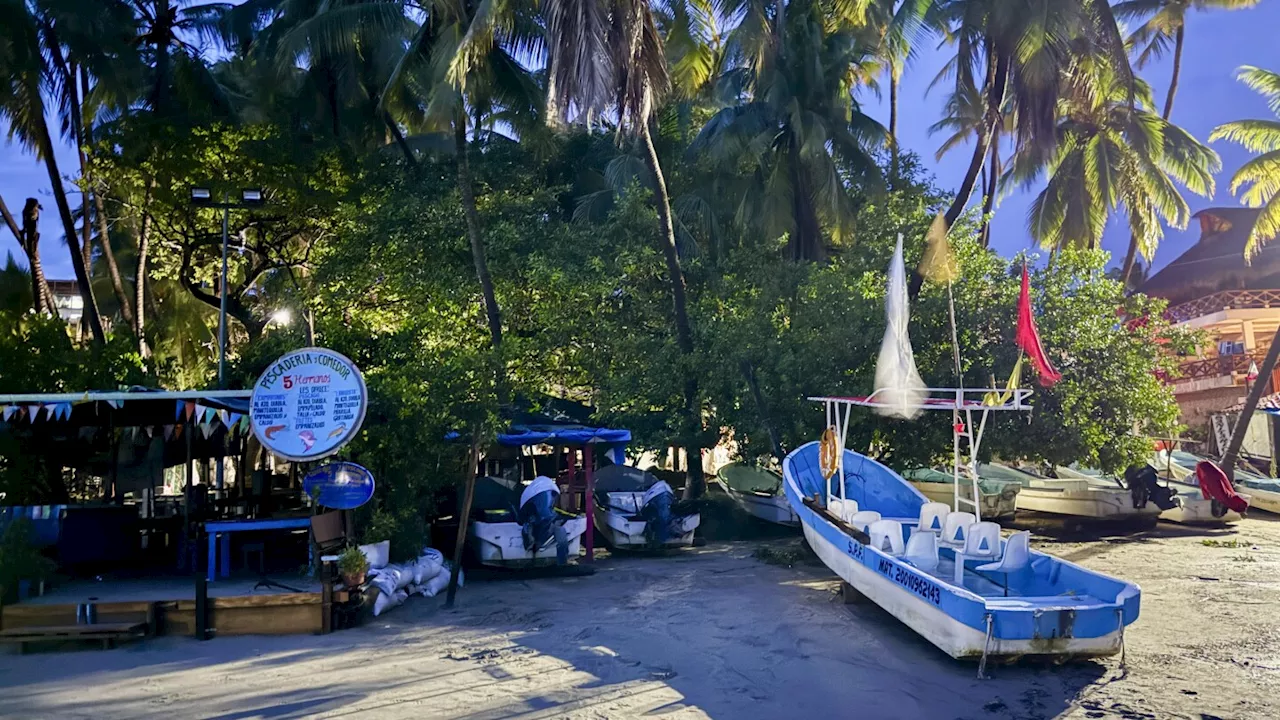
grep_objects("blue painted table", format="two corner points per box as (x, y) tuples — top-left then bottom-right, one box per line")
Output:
(205, 518), (311, 582)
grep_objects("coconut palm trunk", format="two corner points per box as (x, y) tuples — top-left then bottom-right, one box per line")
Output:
(454, 111), (503, 352)
(640, 122), (705, 497)
(36, 119), (105, 343)
(1222, 326), (1280, 478)
(943, 55), (1008, 229)
(3, 195), (54, 313)
(1163, 25), (1184, 120)
(889, 59), (900, 183)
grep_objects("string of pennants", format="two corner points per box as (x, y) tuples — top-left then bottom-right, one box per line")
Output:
(0, 399), (251, 442)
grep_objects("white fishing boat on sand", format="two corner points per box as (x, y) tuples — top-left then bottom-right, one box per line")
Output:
(467, 476), (588, 567)
(592, 465), (701, 548)
(980, 463), (1162, 522)
(1054, 465), (1241, 525)
(1155, 450), (1277, 515)
(901, 467), (1020, 520)
(715, 463), (800, 526)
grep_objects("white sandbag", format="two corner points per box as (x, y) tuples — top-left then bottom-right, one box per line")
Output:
(385, 562), (415, 591)
(413, 548), (444, 584)
(371, 565), (404, 597)
(421, 562), (463, 598)
(359, 540), (390, 570)
(372, 588), (408, 617)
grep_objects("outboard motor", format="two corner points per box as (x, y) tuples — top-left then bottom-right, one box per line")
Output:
(518, 476), (561, 554)
(640, 480), (679, 546)
(1123, 465), (1179, 511)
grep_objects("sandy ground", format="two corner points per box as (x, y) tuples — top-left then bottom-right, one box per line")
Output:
(2, 514), (1279, 720)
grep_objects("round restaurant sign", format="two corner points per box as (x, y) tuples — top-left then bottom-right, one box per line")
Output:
(250, 347), (367, 462)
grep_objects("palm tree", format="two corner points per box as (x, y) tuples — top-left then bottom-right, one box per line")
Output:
(1114, 0), (1260, 121)
(928, 81), (1010, 246)
(543, 0), (708, 494)
(934, 0), (1134, 230)
(0, 0), (113, 343)
(1008, 64), (1218, 261)
(690, 0), (886, 261)
(867, 0), (935, 182)
(1211, 65), (1280, 476)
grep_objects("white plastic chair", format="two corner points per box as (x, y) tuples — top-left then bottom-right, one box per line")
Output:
(829, 497), (859, 524)
(868, 519), (905, 557)
(954, 521), (1002, 585)
(917, 502), (950, 535)
(849, 510), (881, 537)
(977, 530), (1031, 596)
(940, 511), (976, 549)
(904, 530), (939, 572)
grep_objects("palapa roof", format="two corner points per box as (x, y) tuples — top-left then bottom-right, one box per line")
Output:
(1141, 208), (1280, 307)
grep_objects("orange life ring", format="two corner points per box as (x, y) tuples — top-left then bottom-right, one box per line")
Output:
(819, 426), (839, 479)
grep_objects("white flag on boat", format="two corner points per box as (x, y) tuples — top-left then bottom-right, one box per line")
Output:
(873, 235), (926, 419)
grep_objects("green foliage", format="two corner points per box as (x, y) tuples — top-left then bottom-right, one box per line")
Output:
(0, 519), (56, 602)
(336, 545), (369, 577)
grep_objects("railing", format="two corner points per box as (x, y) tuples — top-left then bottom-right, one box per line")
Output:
(1168, 289), (1280, 324)
(1177, 352), (1267, 382)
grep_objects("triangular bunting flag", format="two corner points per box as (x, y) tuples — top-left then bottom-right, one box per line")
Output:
(184, 401), (196, 421)
(43, 404), (58, 421)
(219, 409), (230, 426)
(2, 406), (15, 422)
(200, 422), (215, 439)
(175, 400), (185, 420)
(26, 404), (42, 421)
(174, 423), (184, 439)
(58, 403), (73, 420)
(163, 425), (174, 440)
(202, 407), (216, 425)
(227, 411), (243, 429)
(144, 426), (154, 438)
(239, 416), (251, 433)
(107, 399), (123, 410)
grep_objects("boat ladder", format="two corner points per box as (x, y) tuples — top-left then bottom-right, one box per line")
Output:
(952, 405), (988, 523)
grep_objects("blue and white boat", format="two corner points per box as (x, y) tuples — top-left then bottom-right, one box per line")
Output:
(783, 237), (1139, 668)
(784, 435), (1139, 663)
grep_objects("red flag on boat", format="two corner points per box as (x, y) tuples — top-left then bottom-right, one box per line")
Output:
(1016, 264), (1062, 387)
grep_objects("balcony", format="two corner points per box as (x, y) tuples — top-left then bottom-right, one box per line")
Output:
(1168, 289), (1280, 324)
(1174, 352), (1269, 395)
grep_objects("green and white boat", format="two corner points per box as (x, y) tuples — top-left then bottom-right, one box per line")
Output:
(715, 463), (800, 526)
(900, 468), (1021, 520)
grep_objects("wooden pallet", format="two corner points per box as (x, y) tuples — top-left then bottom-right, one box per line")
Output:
(0, 621), (149, 653)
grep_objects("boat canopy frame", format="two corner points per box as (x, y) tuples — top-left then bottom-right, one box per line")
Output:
(811, 388), (1033, 522)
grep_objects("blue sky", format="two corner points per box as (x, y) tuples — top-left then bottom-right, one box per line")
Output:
(2, 3), (1278, 280)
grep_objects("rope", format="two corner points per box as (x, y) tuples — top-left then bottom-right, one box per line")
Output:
(1117, 608), (1127, 672)
(978, 612), (994, 680)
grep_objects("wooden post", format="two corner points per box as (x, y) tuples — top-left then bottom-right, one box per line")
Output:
(565, 449), (578, 512)
(445, 433), (482, 609)
(584, 444), (595, 562)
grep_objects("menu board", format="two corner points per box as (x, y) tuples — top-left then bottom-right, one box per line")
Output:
(250, 347), (367, 462)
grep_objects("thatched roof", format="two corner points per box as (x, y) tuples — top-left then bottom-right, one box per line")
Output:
(1141, 208), (1280, 307)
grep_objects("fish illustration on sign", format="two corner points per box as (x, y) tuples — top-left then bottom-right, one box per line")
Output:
(327, 424), (346, 439)
(298, 430), (316, 452)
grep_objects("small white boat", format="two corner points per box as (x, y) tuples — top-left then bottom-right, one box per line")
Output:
(902, 468), (1020, 520)
(715, 463), (800, 526)
(1155, 450), (1279, 515)
(467, 476), (588, 567)
(981, 463), (1161, 521)
(1054, 465), (1241, 525)
(592, 465), (700, 548)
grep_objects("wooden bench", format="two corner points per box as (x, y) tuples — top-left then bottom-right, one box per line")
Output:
(0, 622), (149, 653)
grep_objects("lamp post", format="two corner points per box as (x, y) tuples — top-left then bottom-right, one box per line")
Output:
(189, 188), (265, 388)
(190, 188), (264, 493)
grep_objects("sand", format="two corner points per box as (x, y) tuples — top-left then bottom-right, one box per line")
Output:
(2, 514), (1279, 720)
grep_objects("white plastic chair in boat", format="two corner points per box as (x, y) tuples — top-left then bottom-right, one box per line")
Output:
(868, 519), (905, 557)
(829, 497), (859, 525)
(904, 530), (939, 572)
(940, 511), (976, 549)
(953, 521), (1002, 585)
(849, 511), (881, 536)
(917, 502), (950, 534)
(977, 530), (1031, 596)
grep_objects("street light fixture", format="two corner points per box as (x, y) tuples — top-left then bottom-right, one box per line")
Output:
(188, 187), (269, 389)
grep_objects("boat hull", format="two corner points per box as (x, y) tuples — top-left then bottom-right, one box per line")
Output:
(592, 506), (700, 548)
(722, 485), (801, 526)
(1015, 487), (1161, 520)
(799, 520), (1124, 660)
(468, 517), (587, 567)
(785, 442), (1138, 662)
(1160, 486), (1244, 524)
(1244, 487), (1280, 514)
(909, 480), (1018, 521)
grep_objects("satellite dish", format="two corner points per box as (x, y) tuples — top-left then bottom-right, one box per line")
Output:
(303, 462), (375, 510)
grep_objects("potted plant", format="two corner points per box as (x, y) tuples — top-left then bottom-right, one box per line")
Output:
(336, 546), (369, 588)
